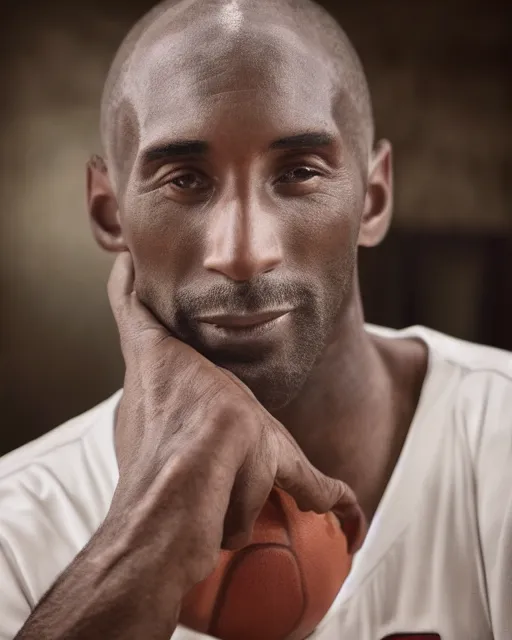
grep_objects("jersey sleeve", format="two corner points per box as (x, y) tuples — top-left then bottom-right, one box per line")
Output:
(0, 543), (31, 639)
(474, 372), (512, 639)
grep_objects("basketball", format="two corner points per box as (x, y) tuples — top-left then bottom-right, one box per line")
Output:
(180, 487), (352, 640)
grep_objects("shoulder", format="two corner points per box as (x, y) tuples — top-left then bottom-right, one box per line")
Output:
(0, 390), (121, 484)
(370, 323), (512, 423)
(369, 324), (512, 468)
(420, 327), (512, 453)
(0, 391), (121, 606)
(368, 323), (512, 380)
(0, 390), (121, 516)
(0, 390), (121, 545)
(419, 325), (512, 380)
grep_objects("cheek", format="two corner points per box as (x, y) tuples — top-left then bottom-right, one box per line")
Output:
(120, 193), (202, 308)
(282, 188), (362, 279)
(121, 193), (205, 330)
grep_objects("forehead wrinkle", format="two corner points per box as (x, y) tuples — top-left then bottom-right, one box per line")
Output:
(134, 83), (336, 157)
(127, 25), (237, 133)
(129, 21), (334, 127)
(128, 33), (339, 167)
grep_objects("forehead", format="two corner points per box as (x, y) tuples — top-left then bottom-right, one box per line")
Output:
(126, 21), (338, 148)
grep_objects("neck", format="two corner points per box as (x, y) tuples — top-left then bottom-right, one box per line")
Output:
(273, 291), (428, 522)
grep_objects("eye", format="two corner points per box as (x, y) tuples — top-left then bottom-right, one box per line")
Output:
(169, 171), (209, 191)
(278, 166), (322, 184)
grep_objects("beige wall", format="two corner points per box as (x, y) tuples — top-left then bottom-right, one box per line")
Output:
(1, 0), (510, 454)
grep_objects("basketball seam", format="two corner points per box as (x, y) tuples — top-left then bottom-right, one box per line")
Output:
(289, 545), (308, 638)
(276, 490), (310, 638)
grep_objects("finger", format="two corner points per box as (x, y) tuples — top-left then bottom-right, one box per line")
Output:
(107, 251), (163, 331)
(274, 431), (367, 554)
(107, 251), (169, 351)
(107, 252), (135, 324)
(222, 461), (274, 550)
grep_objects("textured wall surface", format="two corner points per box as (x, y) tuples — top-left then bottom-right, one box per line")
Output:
(0, 0), (510, 454)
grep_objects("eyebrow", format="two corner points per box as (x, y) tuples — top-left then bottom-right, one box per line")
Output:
(142, 140), (210, 163)
(141, 131), (335, 164)
(269, 132), (335, 150)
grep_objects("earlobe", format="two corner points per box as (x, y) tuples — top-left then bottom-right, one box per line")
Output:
(358, 139), (393, 248)
(86, 155), (127, 252)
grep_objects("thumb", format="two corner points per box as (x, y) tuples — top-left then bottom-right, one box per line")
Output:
(107, 251), (169, 350)
(274, 431), (367, 554)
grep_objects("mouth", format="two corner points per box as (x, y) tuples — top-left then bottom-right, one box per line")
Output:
(196, 309), (292, 329)
(193, 309), (294, 350)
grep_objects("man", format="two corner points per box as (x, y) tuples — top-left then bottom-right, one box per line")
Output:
(1, 0), (510, 638)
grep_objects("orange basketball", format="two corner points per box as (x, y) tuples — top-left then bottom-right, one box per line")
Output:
(180, 487), (351, 640)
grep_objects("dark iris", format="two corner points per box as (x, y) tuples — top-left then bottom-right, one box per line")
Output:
(172, 173), (205, 190)
(279, 167), (319, 183)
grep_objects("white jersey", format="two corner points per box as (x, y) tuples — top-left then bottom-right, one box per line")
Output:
(1, 326), (511, 640)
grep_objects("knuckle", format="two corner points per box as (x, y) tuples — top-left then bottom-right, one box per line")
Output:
(210, 394), (262, 444)
(315, 477), (345, 512)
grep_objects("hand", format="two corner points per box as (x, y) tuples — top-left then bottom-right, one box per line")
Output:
(107, 252), (366, 593)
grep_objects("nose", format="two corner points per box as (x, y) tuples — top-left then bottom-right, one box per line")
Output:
(203, 192), (283, 282)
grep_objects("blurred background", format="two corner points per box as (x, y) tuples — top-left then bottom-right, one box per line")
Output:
(0, 0), (511, 455)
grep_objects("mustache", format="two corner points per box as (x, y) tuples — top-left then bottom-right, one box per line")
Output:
(174, 278), (315, 318)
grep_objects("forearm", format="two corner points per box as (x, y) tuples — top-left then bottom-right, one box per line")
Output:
(14, 522), (182, 640)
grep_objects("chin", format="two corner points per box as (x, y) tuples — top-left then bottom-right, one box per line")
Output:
(222, 357), (310, 412)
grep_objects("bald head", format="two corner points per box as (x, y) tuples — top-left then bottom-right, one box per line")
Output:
(100, 0), (373, 182)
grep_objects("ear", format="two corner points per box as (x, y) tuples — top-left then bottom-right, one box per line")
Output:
(86, 155), (127, 252)
(358, 139), (393, 248)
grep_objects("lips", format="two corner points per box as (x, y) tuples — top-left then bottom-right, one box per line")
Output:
(196, 309), (292, 329)
(192, 309), (293, 354)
